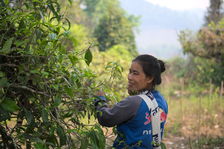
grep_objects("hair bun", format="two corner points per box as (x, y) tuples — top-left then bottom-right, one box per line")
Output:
(158, 59), (165, 73)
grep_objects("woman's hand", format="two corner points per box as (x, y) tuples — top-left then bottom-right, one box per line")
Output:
(95, 90), (105, 96)
(94, 90), (107, 107)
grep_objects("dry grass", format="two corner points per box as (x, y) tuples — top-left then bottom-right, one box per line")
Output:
(165, 95), (224, 138)
(160, 78), (224, 149)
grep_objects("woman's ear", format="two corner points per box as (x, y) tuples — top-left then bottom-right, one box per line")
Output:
(146, 76), (154, 84)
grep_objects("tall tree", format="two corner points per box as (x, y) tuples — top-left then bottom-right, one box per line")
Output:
(178, 0), (224, 85)
(205, 0), (224, 25)
(93, 0), (138, 55)
(179, 22), (224, 85)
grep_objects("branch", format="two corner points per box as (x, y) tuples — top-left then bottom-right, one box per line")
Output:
(0, 64), (18, 67)
(0, 54), (46, 58)
(10, 84), (50, 97)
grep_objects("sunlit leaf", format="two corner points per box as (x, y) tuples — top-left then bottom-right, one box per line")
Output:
(1, 37), (13, 54)
(84, 49), (92, 65)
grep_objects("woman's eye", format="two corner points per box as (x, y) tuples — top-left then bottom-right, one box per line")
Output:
(133, 71), (139, 75)
(129, 70), (139, 75)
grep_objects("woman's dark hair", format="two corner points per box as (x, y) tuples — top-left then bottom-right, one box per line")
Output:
(133, 54), (165, 89)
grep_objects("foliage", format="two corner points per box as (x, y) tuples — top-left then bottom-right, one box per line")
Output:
(90, 45), (134, 100)
(92, 0), (138, 55)
(67, 24), (95, 52)
(60, 0), (139, 55)
(59, 0), (88, 25)
(178, 19), (224, 85)
(166, 57), (188, 78)
(80, 0), (105, 29)
(0, 0), (144, 148)
(190, 137), (224, 148)
(0, 0), (108, 148)
(204, 0), (224, 25)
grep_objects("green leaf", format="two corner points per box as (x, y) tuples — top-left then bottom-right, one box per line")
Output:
(64, 87), (73, 97)
(68, 55), (78, 65)
(0, 77), (9, 87)
(68, 0), (72, 5)
(25, 110), (33, 125)
(84, 49), (92, 66)
(1, 99), (19, 112)
(75, 79), (81, 88)
(30, 70), (40, 74)
(41, 109), (48, 123)
(56, 126), (66, 146)
(53, 97), (61, 107)
(1, 37), (14, 54)
(48, 3), (60, 20)
(161, 142), (167, 149)
(15, 39), (28, 48)
(34, 142), (47, 149)
(48, 33), (57, 41)
(63, 111), (73, 118)
(46, 133), (58, 147)
(0, 0), (6, 7)
(0, 72), (4, 77)
(0, 108), (10, 122)
(80, 138), (89, 149)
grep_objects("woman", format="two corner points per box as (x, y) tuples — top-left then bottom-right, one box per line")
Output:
(96, 54), (168, 149)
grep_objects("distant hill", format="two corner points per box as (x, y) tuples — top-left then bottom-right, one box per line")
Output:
(120, 0), (206, 59)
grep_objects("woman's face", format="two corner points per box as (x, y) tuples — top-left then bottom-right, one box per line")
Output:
(128, 61), (153, 94)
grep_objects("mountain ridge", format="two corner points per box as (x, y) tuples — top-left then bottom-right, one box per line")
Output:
(120, 0), (206, 59)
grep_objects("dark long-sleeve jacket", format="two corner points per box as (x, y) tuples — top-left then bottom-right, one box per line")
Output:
(97, 90), (168, 149)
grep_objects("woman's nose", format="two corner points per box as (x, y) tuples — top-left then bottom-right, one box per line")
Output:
(128, 73), (132, 80)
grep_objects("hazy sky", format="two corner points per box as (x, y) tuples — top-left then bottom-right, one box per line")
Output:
(145, 0), (210, 10)
(120, 0), (210, 59)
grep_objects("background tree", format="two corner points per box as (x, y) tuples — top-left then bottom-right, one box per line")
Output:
(205, 0), (224, 25)
(60, 0), (139, 55)
(93, 0), (138, 55)
(178, 0), (224, 86)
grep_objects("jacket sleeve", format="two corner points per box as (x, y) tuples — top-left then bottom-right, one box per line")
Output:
(96, 96), (142, 127)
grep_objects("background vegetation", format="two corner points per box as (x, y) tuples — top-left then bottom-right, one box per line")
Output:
(0, 0), (223, 148)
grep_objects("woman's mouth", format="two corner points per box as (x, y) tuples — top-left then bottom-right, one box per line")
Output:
(128, 82), (134, 88)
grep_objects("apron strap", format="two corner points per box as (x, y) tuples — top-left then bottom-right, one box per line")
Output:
(138, 94), (161, 149)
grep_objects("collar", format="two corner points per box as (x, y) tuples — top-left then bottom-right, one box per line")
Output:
(139, 90), (155, 100)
